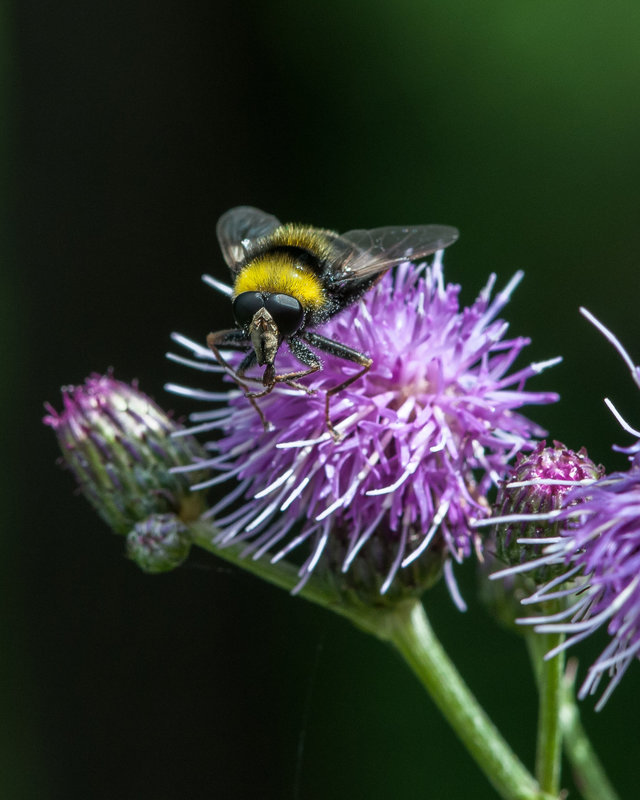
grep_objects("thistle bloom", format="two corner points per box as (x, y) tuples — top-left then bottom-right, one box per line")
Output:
(169, 256), (559, 601)
(489, 310), (640, 707)
(44, 373), (209, 571)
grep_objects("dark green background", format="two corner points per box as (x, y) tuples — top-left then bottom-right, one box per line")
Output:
(6, 1), (639, 797)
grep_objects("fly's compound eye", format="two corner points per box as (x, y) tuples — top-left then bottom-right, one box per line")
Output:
(264, 294), (304, 336)
(233, 291), (264, 328)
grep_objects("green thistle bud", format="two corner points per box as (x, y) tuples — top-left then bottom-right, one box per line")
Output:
(126, 513), (192, 573)
(44, 374), (209, 538)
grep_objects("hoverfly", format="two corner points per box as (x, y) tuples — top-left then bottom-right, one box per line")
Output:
(207, 206), (458, 437)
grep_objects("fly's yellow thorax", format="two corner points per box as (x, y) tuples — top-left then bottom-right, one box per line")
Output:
(234, 254), (326, 309)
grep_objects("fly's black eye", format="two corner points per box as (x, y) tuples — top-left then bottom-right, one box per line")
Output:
(233, 291), (264, 327)
(264, 294), (304, 336)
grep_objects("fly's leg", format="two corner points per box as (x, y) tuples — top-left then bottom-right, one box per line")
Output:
(274, 336), (322, 393)
(206, 329), (272, 431)
(206, 329), (252, 388)
(300, 331), (372, 441)
(207, 328), (372, 437)
(246, 338), (322, 398)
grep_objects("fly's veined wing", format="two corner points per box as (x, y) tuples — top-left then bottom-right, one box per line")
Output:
(216, 206), (282, 272)
(330, 224), (459, 284)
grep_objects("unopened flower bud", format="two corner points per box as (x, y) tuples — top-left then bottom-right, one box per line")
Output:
(126, 513), (192, 573)
(44, 374), (209, 535)
(493, 441), (602, 581)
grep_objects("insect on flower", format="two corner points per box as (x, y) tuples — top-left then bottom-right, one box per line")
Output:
(207, 206), (459, 436)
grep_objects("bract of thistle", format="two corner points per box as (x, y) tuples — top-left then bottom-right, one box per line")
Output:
(169, 256), (560, 601)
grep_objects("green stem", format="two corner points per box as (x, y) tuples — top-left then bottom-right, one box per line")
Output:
(191, 521), (345, 610)
(191, 523), (553, 800)
(532, 629), (564, 796)
(385, 602), (553, 800)
(526, 636), (620, 800)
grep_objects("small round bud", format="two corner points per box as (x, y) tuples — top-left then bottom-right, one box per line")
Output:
(126, 513), (192, 573)
(44, 373), (209, 535)
(493, 441), (603, 582)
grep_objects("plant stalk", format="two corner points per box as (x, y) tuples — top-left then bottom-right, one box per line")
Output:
(191, 524), (553, 800)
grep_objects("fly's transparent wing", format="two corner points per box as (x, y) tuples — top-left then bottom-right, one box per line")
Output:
(330, 224), (459, 284)
(216, 206), (282, 272)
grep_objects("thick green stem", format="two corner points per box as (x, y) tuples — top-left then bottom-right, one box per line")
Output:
(533, 630), (564, 796)
(526, 636), (620, 800)
(385, 602), (553, 800)
(191, 523), (552, 800)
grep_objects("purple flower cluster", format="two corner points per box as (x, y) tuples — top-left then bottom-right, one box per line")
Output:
(170, 256), (559, 599)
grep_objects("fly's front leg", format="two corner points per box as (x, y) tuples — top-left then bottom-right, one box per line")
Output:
(301, 331), (372, 441)
(246, 363), (276, 399)
(206, 329), (272, 431)
(207, 329), (252, 388)
(281, 336), (322, 393)
(247, 338), (321, 399)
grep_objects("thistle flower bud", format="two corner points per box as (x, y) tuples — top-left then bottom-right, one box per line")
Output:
(492, 441), (603, 581)
(126, 513), (192, 573)
(44, 374), (209, 538)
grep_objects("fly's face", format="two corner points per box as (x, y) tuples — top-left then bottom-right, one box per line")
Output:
(232, 290), (306, 367)
(249, 307), (278, 368)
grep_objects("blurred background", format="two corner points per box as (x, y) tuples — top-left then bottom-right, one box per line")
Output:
(5, 1), (640, 797)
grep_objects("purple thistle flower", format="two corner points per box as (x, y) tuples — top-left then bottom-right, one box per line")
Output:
(169, 255), (559, 602)
(488, 311), (640, 707)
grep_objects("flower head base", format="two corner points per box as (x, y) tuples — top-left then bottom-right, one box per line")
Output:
(322, 516), (449, 606)
(44, 374), (209, 540)
(169, 257), (559, 602)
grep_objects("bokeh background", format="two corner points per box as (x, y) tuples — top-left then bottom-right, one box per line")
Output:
(5, 1), (640, 797)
